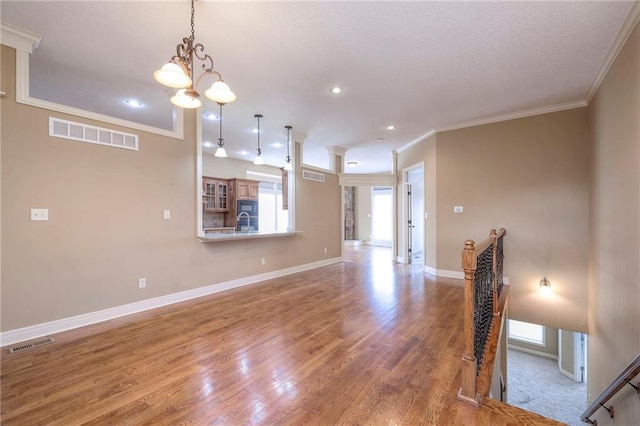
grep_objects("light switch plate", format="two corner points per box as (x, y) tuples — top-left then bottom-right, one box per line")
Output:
(454, 206), (464, 213)
(163, 210), (171, 220)
(31, 208), (49, 221)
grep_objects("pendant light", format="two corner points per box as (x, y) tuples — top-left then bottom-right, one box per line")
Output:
(253, 114), (264, 165)
(153, 0), (236, 108)
(214, 103), (227, 157)
(283, 125), (293, 171)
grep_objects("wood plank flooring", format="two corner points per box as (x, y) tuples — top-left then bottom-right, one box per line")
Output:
(1, 246), (561, 425)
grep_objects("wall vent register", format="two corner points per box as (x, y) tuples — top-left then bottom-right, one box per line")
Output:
(49, 117), (138, 151)
(302, 169), (325, 183)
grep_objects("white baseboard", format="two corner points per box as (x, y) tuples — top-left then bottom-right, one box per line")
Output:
(435, 269), (464, 280)
(508, 344), (558, 360)
(424, 266), (437, 276)
(0, 257), (343, 347)
(396, 256), (405, 263)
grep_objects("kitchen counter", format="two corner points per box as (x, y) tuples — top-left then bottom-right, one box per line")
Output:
(198, 230), (300, 243)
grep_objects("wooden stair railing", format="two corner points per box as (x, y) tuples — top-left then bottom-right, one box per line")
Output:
(458, 228), (507, 406)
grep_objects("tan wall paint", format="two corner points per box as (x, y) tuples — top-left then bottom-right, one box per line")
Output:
(355, 186), (371, 242)
(0, 45), (342, 332)
(202, 153), (282, 179)
(396, 134), (437, 269)
(588, 22), (640, 424)
(436, 109), (590, 333)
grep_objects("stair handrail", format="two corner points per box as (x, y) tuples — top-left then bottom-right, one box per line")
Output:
(457, 227), (507, 406)
(581, 353), (640, 424)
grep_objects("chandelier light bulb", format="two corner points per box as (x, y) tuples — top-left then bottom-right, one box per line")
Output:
(153, 62), (191, 89)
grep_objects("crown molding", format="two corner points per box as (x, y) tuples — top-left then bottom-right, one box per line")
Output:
(0, 21), (41, 53)
(338, 173), (396, 187)
(397, 129), (436, 153)
(437, 100), (587, 134)
(585, 1), (640, 103)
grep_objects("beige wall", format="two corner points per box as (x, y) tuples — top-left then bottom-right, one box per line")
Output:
(0, 45), (342, 332)
(436, 109), (590, 333)
(202, 153), (282, 179)
(396, 134), (437, 268)
(588, 21), (640, 424)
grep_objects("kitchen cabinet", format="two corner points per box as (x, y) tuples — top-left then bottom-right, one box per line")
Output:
(230, 178), (259, 201)
(225, 178), (260, 229)
(202, 177), (229, 212)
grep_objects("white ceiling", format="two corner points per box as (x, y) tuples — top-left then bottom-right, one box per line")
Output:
(1, 1), (636, 173)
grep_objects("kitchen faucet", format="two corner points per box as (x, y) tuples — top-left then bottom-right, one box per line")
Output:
(237, 211), (251, 230)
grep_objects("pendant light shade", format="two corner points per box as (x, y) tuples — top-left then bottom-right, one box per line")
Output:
(154, 62), (192, 89)
(253, 114), (264, 165)
(170, 89), (202, 109)
(284, 125), (293, 171)
(205, 81), (237, 104)
(214, 103), (227, 157)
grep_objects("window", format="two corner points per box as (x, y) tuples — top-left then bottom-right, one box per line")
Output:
(508, 320), (545, 345)
(371, 186), (393, 246)
(258, 182), (288, 232)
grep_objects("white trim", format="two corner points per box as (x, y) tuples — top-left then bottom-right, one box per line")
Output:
(397, 129), (436, 153)
(424, 266), (437, 276)
(0, 21), (41, 53)
(8, 27), (183, 140)
(585, 1), (640, 103)
(396, 256), (405, 263)
(508, 344), (558, 360)
(299, 162), (335, 175)
(437, 100), (587, 134)
(246, 170), (282, 183)
(338, 173), (397, 187)
(0, 257), (343, 347)
(436, 269), (465, 280)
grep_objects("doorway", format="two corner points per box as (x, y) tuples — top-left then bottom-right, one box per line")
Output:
(405, 165), (424, 264)
(370, 186), (393, 247)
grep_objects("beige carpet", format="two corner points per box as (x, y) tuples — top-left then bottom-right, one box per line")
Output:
(507, 349), (587, 426)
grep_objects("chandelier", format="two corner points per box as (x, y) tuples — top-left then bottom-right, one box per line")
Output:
(153, 0), (236, 109)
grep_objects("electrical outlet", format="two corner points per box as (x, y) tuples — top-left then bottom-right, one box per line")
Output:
(323, 247), (327, 254)
(31, 208), (49, 221)
(454, 206), (464, 213)
(260, 258), (266, 266)
(138, 278), (146, 288)
(163, 210), (171, 219)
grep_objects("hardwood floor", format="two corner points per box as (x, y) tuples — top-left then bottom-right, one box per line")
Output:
(1, 246), (560, 425)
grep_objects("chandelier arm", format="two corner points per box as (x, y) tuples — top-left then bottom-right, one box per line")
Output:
(194, 69), (223, 92)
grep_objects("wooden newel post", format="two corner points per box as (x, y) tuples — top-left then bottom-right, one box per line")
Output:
(458, 239), (480, 405)
(490, 229), (498, 315)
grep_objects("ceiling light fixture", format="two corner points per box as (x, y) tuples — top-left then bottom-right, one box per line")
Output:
(214, 103), (227, 158)
(284, 125), (293, 171)
(347, 161), (358, 168)
(204, 113), (218, 120)
(253, 114), (264, 165)
(386, 125), (396, 130)
(331, 86), (342, 94)
(153, 0), (236, 109)
(124, 99), (143, 108)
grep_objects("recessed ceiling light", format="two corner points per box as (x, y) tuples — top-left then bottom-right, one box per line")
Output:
(250, 128), (259, 134)
(203, 141), (213, 148)
(204, 113), (218, 120)
(377, 137), (384, 143)
(239, 150), (250, 155)
(386, 125), (395, 130)
(347, 161), (358, 168)
(124, 99), (143, 108)
(271, 142), (283, 148)
(331, 86), (342, 94)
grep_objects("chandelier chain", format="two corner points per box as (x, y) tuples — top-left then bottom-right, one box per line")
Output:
(190, 0), (195, 41)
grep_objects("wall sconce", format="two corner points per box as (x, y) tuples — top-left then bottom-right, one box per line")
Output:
(539, 277), (551, 293)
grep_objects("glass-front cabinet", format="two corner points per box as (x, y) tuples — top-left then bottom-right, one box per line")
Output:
(203, 177), (228, 212)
